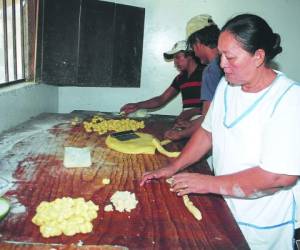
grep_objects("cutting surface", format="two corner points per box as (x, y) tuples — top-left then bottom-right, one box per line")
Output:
(0, 111), (249, 249)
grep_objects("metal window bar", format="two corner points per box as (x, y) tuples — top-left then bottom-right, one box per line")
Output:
(1, 0), (26, 86)
(12, 0), (17, 80)
(2, 0), (9, 82)
(19, 0), (24, 78)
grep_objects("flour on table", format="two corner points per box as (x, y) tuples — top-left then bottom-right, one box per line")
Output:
(63, 147), (91, 168)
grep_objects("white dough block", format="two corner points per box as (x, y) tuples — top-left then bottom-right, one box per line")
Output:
(63, 147), (92, 168)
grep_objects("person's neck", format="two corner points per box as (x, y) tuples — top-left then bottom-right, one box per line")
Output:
(207, 48), (219, 63)
(242, 68), (276, 93)
(187, 60), (198, 77)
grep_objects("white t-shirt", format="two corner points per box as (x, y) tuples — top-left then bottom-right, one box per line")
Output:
(202, 72), (300, 249)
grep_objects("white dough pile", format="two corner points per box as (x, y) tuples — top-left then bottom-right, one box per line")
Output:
(105, 191), (138, 212)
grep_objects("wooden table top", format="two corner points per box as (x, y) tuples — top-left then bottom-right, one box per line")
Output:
(0, 111), (249, 250)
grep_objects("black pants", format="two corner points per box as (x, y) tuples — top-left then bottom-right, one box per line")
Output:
(295, 228), (300, 249)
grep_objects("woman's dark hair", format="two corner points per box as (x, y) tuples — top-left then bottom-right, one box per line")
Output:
(221, 14), (282, 63)
(187, 25), (220, 49)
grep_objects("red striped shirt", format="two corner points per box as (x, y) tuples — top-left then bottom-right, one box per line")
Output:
(180, 81), (201, 89)
(183, 98), (201, 105)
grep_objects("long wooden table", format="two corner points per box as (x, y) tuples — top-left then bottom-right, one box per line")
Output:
(0, 111), (249, 250)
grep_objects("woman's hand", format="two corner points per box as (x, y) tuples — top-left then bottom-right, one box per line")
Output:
(170, 173), (212, 196)
(140, 166), (178, 186)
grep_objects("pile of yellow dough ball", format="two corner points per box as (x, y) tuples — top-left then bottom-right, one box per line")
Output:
(32, 197), (99, 238)
(83, 115), (145, 135)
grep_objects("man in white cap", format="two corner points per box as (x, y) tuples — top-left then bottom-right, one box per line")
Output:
(164, 15), (223, 141)
(120, 40), (205, 132)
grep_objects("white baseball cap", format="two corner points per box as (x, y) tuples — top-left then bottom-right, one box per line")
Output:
(186, 14), (215, 38)
(163, 40), (190, 60)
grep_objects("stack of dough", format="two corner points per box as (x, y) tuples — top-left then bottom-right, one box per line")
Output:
(105, 132), (180, 157)
(32, 197), (99, 238)
(83, 115), (145, 135)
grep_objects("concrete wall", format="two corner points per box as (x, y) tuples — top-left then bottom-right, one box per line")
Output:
(0, 83), (58, 134)
(58, 0), (300, 114)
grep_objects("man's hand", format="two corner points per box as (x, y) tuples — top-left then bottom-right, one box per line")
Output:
(164, 119), (201, 141)
(173, 120), (191, 129)
(176, 108), (201, 123)
(164, 128), (185, 141)
(120, 103), (139, 115)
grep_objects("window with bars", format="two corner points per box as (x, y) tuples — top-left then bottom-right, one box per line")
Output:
(0, 0), (26, 87)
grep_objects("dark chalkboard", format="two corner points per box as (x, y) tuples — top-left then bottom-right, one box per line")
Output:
(35, 0), (145, 87)
(112, 4), (145, 87)
(35, 0), (81, 85)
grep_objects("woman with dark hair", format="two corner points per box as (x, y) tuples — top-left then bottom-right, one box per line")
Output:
(141, 14), (300, 249)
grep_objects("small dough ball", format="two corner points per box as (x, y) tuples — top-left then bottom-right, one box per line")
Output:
(104, 204), (114, 212)
(102, 178), (111, 185)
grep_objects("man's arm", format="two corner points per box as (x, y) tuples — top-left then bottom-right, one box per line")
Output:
(202, 100), (211, 116)
(164, 117), (203, 140)
(164, 100), (211, 141)
(176, 108), (202, 123)
(120, 87), (178, 114)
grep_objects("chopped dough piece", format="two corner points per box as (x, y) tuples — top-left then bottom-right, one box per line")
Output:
(161, 139), (172, 146)
(104, 204), (114, 212)
(102, 178), (111, 185)
(105, 132), (180, 157)
(166, 178), (202, 221)
(32, 197), (99, 238)
(152, 138), (180, 158)
(71, 116), (80, 125)
(127, 109), (149, 118)
(83, 115), (145, 135)
(182, 195), (202, 221)
(166, 177), (174, 185)
(109, 191), (138, 212)
(63, 147), (91, 168)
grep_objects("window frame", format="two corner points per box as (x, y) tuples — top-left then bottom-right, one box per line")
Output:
(0, 0), (36, 88)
